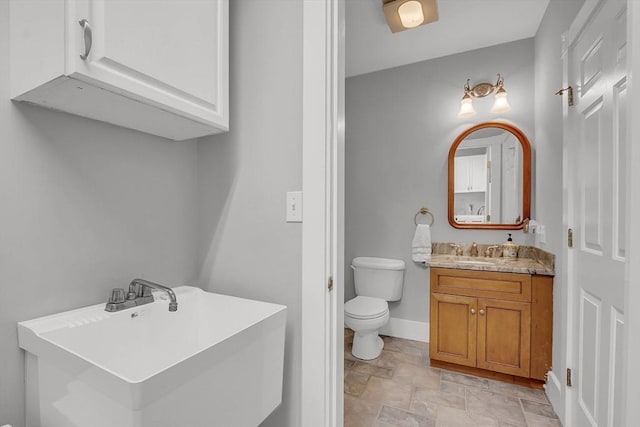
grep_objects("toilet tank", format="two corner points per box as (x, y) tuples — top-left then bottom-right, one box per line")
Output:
(352, 257), (405, 301)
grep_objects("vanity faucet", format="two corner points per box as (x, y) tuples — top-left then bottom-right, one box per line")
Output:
(450, 243), (463, 256)
(484, 245), (500, 258)
(130, 278), (178, 312)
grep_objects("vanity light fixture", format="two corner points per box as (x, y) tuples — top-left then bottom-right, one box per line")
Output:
(383, 0), (439, 33)
(458, 74), (511, 118)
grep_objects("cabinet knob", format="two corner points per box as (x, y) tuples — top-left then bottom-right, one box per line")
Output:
(78, 19), (92, 60)
(470, 308), (476, 315)
(479, 309), (485, 315)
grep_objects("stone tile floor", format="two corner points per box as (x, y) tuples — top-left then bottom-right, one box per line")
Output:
(344, 331), (562, 427)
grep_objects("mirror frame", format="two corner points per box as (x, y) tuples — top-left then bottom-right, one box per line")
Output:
(447, 121), (531, 229)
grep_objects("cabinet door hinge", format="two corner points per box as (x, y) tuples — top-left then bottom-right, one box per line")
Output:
(568, 228), (574, 248)
(567, 368), (573, 387)
(328, 276), (334, 291)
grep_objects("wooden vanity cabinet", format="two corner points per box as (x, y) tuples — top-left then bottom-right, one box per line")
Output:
(430, 268), (552, 384)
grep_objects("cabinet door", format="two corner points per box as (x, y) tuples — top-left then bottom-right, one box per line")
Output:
(68, 0), (227, 127)
(468, 155), (487, 192)
(476, 298), (531, 377)
(430, 293), (477, 367)
(454, 157), (470, 192)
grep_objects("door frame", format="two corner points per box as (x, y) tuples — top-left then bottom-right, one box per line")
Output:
(624, 0), (640, 423)
(301, 0), (345, 426)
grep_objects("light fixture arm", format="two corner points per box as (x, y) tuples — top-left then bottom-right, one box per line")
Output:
(465, 73), (505, 99)
(464, 79), (472, 94)
(458, 73), (511, 117)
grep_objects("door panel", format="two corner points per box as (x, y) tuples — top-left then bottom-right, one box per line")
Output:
(578, 290), (601, 425)
(476, 298), (530, 377)
(430, 293), (476, 367)
(567, 0), (627, 425)
(607, 308), (625, 427)
(68, 0), (226, 123)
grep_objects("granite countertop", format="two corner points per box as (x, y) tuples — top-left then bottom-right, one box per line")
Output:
(425, 242), (555, 276)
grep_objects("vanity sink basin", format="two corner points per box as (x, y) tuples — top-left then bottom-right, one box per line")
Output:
(18, 286), (287, 427)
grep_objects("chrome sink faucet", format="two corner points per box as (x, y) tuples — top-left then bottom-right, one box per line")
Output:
(484, 245), (500, 258)
(105, 278), (178, 312)
(450, 243), (463, 256)
(131, 278), (178, 312)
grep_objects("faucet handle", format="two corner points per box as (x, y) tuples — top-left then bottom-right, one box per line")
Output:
(484, 245), (500, 258)
(140, 284), (153, 297)
(108, 288), (126, 304)
(127, 283), (138, 300)
(450, 243), (463, 256)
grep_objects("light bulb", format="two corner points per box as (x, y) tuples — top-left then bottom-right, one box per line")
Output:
(490, 87), (511, 114)
(398, 1), (425, 29)
(458, 94), (476, 118)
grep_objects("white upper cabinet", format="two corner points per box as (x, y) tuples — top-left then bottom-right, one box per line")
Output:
(10, 0), (228, 141)
(454, 155), (487, 193)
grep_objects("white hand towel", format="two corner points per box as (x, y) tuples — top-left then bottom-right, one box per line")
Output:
(412, 224), (432, 262)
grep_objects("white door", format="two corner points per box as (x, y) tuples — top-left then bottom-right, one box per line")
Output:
(565, 0), (627, 426)
(67, 0), (227, 126)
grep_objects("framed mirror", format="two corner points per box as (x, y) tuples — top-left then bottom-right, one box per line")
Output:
(448, 122), (531, 229)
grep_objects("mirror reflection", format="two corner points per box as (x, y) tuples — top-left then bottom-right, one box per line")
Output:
(448, 122), (531, 229)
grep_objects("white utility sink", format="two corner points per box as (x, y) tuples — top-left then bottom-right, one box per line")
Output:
(18, 286), (287, 427)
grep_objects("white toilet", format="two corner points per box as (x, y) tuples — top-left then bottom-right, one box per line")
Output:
(345, 257), (405, 360)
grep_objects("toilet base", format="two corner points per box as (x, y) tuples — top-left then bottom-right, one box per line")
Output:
(352, 332), (384, 360)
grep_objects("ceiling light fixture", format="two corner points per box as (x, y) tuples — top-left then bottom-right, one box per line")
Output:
(458, 74), (511, 118)
(383, 0), (439, 33)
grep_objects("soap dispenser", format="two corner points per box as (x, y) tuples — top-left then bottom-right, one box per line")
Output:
(502, 233), (519, 260)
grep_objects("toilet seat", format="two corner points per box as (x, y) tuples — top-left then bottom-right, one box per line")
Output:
(345, 296), (388, 320)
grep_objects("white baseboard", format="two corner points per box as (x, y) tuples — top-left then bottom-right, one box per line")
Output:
(379, 317), (429, 343)
(544, 370), (564, 420)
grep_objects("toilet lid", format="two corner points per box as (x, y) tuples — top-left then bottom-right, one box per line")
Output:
(345, 296), (388, 320)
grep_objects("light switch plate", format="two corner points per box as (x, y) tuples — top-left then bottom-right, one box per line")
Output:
(286, 191), (303, 222)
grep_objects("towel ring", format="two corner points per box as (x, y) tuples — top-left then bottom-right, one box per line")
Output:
(414, 208), (434, 226)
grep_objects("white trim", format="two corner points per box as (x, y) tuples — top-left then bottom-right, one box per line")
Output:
(301, 1), (341, 426)
(333, 0), (346, 425)
(301, 0), (330, 424)
(561, 24), (575, 427)
(624, 1), (640, 425)
(379, 318), (429, 343)
(545, 370), (563, 419)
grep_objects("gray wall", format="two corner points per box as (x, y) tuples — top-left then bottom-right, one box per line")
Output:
(196, 1), (302, 426)
(534, 0), (585, 420)
(345, 39), (535, 322)
(0, 2), (200, 426)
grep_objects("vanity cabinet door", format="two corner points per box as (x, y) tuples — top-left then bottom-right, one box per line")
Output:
(476, 298), (531, 377)
(430, 293), (477, 367)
